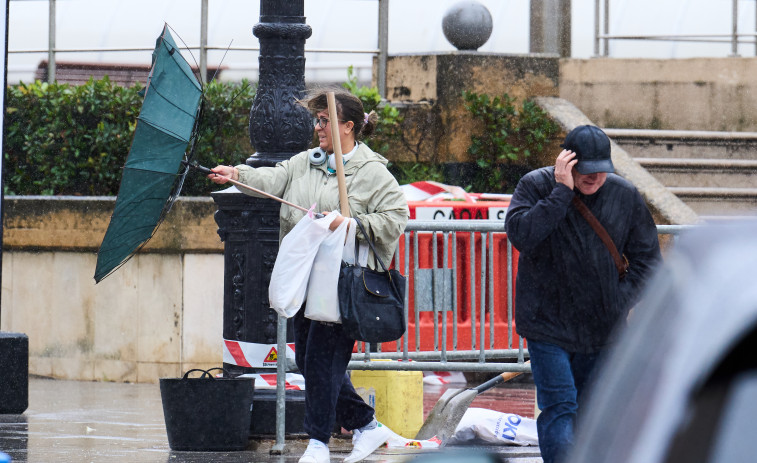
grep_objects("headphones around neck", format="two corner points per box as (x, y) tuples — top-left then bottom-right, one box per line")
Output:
(309, 147), (327, 166)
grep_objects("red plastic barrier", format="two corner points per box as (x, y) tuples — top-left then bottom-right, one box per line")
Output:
(373, 197), (522, 352)
(410, 195), (509, 222)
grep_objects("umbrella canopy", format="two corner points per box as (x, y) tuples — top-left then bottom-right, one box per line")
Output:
(94, 25), (203, 283)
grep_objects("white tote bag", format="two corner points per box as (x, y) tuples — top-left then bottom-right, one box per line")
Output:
(342, 218), (369, 267)
(304, 214), (352, 322)
(269, 212), (336, 318)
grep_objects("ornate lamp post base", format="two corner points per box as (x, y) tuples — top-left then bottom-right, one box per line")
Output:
(213, 0), (312, 377)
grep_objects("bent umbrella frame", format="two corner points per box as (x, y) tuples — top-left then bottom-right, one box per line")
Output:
(94, 25), (203, 283)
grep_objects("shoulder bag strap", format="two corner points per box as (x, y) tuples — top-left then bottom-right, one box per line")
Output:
(353, 218), (390, 273)
(571, 196), (628, 279)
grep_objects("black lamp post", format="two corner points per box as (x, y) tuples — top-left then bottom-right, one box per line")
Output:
(212, 0), (312, 377)
(248, 0), (313, 165)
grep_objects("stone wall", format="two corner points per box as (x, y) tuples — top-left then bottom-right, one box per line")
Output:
(380, 55), (757, 174)
(378, 52), (562, 169)
(1, 197), (225, 383)
(560, 57), (757, 131)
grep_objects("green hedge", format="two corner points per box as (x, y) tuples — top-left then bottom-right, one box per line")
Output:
(3, 77), (256, 196)
(3, 75), (557, 196)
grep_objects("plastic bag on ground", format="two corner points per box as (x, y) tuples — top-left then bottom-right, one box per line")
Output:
(447, 407), (538, 446)
(305, 212), (349, 322)
(269, 211), (337, 318)
(385, 428), (442, 449)
(385, 408), (536, 449)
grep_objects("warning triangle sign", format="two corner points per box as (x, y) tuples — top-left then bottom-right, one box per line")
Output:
(264, 347), (278, 363)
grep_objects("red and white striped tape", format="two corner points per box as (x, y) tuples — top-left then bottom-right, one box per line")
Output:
(422, 370), (467, 385)
(401, 181), (473, 202)
(223, 339), (296, 369)
(236, 373), (305, 390)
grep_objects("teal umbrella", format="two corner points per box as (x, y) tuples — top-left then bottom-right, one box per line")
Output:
(94, 25), (203, 283)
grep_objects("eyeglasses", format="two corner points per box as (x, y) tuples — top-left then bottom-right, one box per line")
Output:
(313, 116), (346, 129)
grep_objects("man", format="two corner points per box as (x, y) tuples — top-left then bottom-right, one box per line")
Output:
(504, 125), (662, 463)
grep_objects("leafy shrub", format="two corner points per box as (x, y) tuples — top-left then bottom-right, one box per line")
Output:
(182, 79), (256, 195)
(463, 91), (559, 193)
(341, 66), (403, 155)
(4, 77), (142, 196)
(387, 162), (446, 186)
(3, 77), (256, 196)
(341, 67), (448, 185)
(3, 74), (556, 197)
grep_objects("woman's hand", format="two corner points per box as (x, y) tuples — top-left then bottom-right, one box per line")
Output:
(554, 150), (577, 190)
(323, 211), (346, 231)
(208, 165), (238, 184)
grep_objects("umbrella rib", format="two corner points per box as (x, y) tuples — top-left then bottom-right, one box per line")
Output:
(122, 165), (181, 175)
(147, 85), (198, 119)
(137, 114), (193, 144)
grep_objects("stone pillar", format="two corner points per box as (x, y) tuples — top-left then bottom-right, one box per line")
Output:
(529, 0), (572, 58)
(212, 0), (312, 377)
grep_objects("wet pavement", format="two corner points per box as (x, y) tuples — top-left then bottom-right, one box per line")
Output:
(0, 377), (541, 463)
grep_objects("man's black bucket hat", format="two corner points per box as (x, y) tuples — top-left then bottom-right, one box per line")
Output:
(560, 125), (614, 175)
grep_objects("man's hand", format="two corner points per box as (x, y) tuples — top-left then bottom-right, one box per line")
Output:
(555, 150), (578, 190)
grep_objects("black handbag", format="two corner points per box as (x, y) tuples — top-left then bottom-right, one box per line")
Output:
(338, 218), (407, 343)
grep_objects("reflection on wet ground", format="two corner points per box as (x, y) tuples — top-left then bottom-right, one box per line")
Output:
(0, 377), (541, 462)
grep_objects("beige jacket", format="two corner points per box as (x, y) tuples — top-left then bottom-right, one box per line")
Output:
(236, 143), (409, 268)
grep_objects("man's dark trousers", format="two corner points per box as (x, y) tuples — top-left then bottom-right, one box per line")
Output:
(528, 339), (604, 463)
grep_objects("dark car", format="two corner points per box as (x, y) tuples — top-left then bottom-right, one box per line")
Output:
(567, 219), (757, 463)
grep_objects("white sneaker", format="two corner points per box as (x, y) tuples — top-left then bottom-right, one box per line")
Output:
(299, 439), (330, 463)
(344, 422), (392, 463)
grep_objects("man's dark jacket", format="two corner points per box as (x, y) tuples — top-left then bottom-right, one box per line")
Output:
(505, 167), (661, 353)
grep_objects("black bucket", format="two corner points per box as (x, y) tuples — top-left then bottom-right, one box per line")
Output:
(250, 388), (306, 435)
(159, 368), (254, 451)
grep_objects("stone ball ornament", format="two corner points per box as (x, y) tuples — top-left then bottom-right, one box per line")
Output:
(442, 1), (493, 51)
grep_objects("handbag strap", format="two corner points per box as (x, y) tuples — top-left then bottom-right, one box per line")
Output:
(571, 196), (628, 279)
(352, 217), (391, 274)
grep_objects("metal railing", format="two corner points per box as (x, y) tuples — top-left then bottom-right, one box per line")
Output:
(594, 0), (757, 57)
(351, 220), (525, 373)
(11, 0), (390, 96)
(17, 0), (757, 91)
(269, 220), (691, 448)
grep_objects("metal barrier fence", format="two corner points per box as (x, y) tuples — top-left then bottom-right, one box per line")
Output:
(352, 220), (526, 373)
(268, 221), (691, 449)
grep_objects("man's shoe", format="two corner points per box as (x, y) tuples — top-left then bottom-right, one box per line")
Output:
(344, 422), (392, 463)
(299, 439), (330, 463)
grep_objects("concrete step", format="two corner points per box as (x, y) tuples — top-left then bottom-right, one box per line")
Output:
(605, 128), (757, 160)
(667, 187), (757, 216)
(602, 128), (757, 217)
(633, 157), (757, 188)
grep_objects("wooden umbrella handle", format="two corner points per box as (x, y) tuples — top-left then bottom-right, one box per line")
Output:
(326, 92), (350, 218)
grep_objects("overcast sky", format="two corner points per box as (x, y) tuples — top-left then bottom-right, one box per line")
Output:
(7, 0), (756, 83)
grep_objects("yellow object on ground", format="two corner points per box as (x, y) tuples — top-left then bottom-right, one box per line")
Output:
(351, 368), (423, 438)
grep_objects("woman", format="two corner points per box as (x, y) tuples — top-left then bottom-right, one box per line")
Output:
(209, 89), (408, 463)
